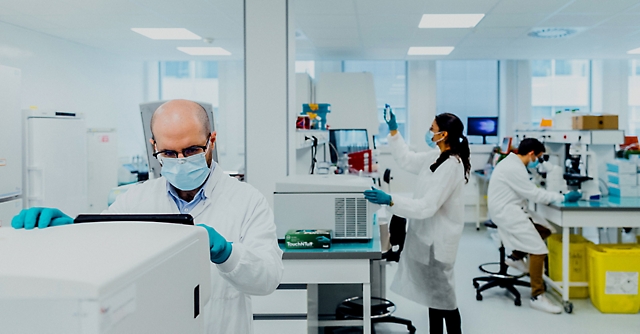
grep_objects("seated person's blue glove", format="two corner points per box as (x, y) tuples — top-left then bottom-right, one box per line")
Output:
(363, 187), (392, 205)
(197, 224), (233, 264)
(564, 191), (582, 203)
(384, 106), (398, 132)
(12, 207), (74, 229)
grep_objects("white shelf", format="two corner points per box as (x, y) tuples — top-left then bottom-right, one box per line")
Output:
(515, 129), (624, 145)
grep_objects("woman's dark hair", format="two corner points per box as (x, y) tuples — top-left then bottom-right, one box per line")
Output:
(430, 113), (471, 183)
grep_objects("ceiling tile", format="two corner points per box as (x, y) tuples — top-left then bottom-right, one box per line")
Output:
(422, 0), (501, 14)
(304, 27), (360, 40)
(491, 0), (572, 15)
(559, 0), (640, 14)
(540, 14), (610, 27)
(311, 38), (360, 48)
(599, 14), (640, 27)
(354, 0), (426, 15)
(412, 29), (472, 45)
(294, 0), (356, 15)
(0, 0), (84, 16)
(0, 14), (64, 31)
(471, 27), (529, 38)
(458, 37), (517, 47)
(476, 13), (547, 28)
(296, 15), (358, 30)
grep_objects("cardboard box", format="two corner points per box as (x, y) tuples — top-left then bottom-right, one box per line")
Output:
(607, 160), (638, 174)
(572, 115), (618, 130)
(285, 229), (332, 249)
(607, 172), (638, 186)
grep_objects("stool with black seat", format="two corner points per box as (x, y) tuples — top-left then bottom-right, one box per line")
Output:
(334, 215), (416, 334)
(472, 221), (531, 306)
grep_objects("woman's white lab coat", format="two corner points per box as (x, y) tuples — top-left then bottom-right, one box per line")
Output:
(106, 166), (284, 334)
(487, 153), (564, 255)
(386, 133), (465, 310)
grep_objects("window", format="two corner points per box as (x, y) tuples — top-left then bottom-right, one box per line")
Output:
(342, 61), (408, 145)
(436, 60), (499, 144)
(629, 60), (640, 135)
(531, 60), (590, 126)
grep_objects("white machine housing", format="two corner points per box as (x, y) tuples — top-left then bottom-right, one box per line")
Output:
(274, 175), (376, 240)
(515, 129), (624, 200)
(0, 222), (212, 334)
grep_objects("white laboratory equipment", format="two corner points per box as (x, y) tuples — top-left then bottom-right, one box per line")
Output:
(0, 65), (23, 227)
(0, 222), (211, 334)
(273, 175), (376, 240)
(515, 129), (624, 200)
(23, 110), (88, 217)
(86, 128), (118, 213)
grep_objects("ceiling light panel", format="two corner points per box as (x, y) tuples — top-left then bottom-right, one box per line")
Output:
(407, 47), (454, 55)
(419, 14), (485, 28)
(131, 28), (201, 40)
(177, 47), (231, 56)
(628, 47), (640, 54)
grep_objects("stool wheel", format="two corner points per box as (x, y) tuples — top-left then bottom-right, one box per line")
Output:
(514, 298), (521, 306)
(476, 293), (483, 301)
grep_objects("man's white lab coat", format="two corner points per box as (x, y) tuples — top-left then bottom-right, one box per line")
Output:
(488, 153), (564, 255)
(107, 166), (284, 333)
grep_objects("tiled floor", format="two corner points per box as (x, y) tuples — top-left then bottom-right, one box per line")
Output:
(370, 224), (640, 334)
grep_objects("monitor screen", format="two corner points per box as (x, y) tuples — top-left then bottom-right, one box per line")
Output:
(329, 129), (369, 163)
(467, 117), (498, 137)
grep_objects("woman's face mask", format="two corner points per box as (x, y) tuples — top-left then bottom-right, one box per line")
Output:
(425, 130), (444, 148)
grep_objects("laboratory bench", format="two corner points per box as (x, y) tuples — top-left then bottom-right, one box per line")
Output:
(252, 220), (382, 334)
(532, 196), (640, 313)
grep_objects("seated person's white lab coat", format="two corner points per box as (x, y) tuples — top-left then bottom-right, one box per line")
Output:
(488, 153), (564, 255)
(106, 165), (284, 334)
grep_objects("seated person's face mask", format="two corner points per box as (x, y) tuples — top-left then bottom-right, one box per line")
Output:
(161, 151), (211, 191)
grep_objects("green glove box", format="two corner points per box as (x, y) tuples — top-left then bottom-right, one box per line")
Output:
(285, 229), (332, 249)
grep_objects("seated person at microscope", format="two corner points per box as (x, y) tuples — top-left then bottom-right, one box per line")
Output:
(487, 138), (581, 314)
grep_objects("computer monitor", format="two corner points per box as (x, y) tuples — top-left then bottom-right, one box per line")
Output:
(467, 117), (498, 144)
(329, 129), (369, 163)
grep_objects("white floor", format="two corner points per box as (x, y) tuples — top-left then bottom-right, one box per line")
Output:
(372, 224), (640, 334)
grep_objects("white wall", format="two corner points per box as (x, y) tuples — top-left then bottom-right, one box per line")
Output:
(0, 21), (145, 159)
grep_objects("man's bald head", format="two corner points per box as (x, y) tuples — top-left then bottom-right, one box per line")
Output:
(150, 99), (211, 140)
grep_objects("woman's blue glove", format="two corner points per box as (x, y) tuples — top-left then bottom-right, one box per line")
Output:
(197, 224), (233, 264)
(384, 106), (398, 132)
(564, 191), (582, 203)
(11, 208), (74, 229)
(363, 187), (392, 205)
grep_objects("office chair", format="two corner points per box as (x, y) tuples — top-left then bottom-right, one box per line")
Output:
(472, 221), (530, 306)
(334, 215), (416, 334)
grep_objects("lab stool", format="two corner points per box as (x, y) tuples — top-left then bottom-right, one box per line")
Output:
(472, 221), (530, 306)
(335, 296), (416, 334)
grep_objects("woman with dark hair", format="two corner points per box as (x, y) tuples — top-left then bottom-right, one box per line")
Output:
(363, 110), (470, 334)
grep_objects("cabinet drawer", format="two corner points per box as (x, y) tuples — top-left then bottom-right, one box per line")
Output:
(253, 319), (307, 334)
(253, 288), (307, 314)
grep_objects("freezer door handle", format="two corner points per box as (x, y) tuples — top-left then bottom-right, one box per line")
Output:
(27, 166), (45, 206)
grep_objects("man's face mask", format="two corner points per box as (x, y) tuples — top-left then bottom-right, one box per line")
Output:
(156, 141), (211, 191)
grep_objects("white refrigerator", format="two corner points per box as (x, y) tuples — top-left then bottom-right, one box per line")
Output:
(23, 111), (88, 218)
(0, 65), (22, 227)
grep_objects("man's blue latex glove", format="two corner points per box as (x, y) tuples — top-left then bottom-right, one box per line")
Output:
(11, 208), (74, 229)
(384, 106), (398, 132)
(197, 224), (233, 264)
(363, 187), (392, 205)
(564, 191), (582, 203)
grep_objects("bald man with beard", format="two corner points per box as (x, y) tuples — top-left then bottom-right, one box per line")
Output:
(12, 99), (284, 333)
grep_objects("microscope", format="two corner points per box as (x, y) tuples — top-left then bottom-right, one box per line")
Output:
(563, 143), (601, 201)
